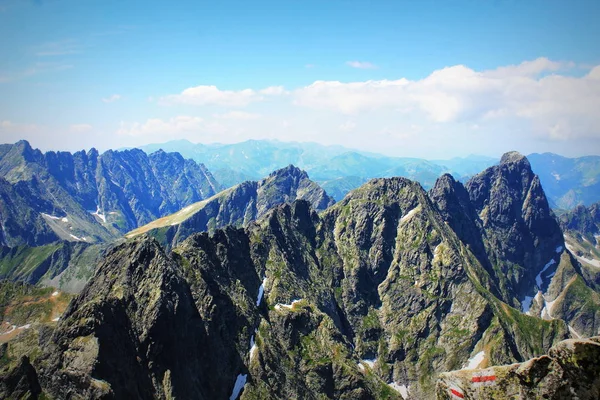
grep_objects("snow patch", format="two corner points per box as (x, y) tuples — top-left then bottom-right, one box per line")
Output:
(388, 383), (409, 399)
(357, 363), (365, 372)
(61, 217), (69, 223)
(52, 291), (59, 297)
(565, 243), (600, 268)
(462, 351), (485, 370)
(361, 359), (376, 368)
(274, 299), (302, 310)
(568, 325), (582, 339)
(69, 234), (85, 242)
(3, 324), (17, 334)
(521, 296), (534, 314)
(18, 324), (31, 330)
(41, 213), (63, 220)
(52, 317), (60, 322)
(256, 277), (267, 307)
(535, 259), (556, 288)
(228, 374), (247, 400)
(400, 207), (419, 223)
(92, 205), (106, 223)
(249, 333), (258, 361)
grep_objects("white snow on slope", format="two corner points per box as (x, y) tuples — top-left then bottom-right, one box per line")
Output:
(69, 234), (86, 241)
(400, 207), (419, 223)
(92, 206), (106, 223)
(462, 351), (485, 370)
(274, 299), (302, 310)
(565, 243), (600, 268)
(521, 296), (534, 314)
(568, 325), (582, 339)
(536, 259), (556, 288)
(361, 359), (376, 368)
(249, 334), (258, 361)
(52, 291), (59, 297)
(229, 374), (247, 400)
(256, 277), (267, 307)
(388, 383), (409, 399)
(52, 317), (60, 322)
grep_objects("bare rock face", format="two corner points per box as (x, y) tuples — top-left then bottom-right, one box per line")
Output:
(436, 337), (600, 400)
(0, 356), (42, 400)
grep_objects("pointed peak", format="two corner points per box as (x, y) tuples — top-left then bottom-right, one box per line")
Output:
(500, 151), (529, 167)
(268, 164), (307, 179)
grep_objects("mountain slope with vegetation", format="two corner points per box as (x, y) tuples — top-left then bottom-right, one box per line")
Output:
(2, 152), (598, 399)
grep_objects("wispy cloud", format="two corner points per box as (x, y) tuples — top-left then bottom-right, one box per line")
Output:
(0, 62), (73, 83)
(117, 116), (204, 137)
(69, 124), (93, 133)
(0, 120), (39, 133)
(346, 61), (378, 69)
(33, 39), (82, 57)
(102, 94), (121, 103)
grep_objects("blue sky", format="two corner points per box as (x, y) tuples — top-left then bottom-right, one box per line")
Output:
(0, 0), (599, 158)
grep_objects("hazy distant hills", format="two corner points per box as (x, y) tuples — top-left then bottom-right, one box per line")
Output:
(139, 139), (600, 208)
(139, 139), (498, 198)
(527, 153), (600, 209)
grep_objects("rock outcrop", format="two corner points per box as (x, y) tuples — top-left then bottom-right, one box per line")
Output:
(436, 337), (600, 399)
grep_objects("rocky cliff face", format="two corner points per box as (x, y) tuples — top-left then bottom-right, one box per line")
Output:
(1, 151), (598, 399)
(127, 165), (335, 249)
(437, 336), (600, 400)
(0, 141), (221, 245)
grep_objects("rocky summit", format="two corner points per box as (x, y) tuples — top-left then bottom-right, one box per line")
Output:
(0, 151), (599, 400)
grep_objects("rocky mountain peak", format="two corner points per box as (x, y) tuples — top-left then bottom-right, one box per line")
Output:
(500, 150), (530, 167)
(267, 164), (308, 180)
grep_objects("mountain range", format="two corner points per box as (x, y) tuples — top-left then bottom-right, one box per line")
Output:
(138, 140), (600, 209)
(1, 150), (599, 399)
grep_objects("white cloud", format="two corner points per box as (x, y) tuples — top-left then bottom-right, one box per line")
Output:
(102, 94), (121, 103)
(346, 61), (378, 69)
(161, 86), (260, 107)
(214, 111), (261, 120)
(259, 86), (288, 96)
(117, 116), (204, 137)
(69, 124), (93, 133)
(291, 58), (600, 139)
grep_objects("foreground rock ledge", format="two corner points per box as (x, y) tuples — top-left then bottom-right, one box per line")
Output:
(436, 337), (600, 400)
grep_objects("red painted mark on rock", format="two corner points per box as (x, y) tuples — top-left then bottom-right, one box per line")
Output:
(471, 375), (496, 383)
(450, 388), (465, 398)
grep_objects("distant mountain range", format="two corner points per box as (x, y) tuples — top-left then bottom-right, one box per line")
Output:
(0, 140), (221, 246)
(138, 140), (600, 208)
